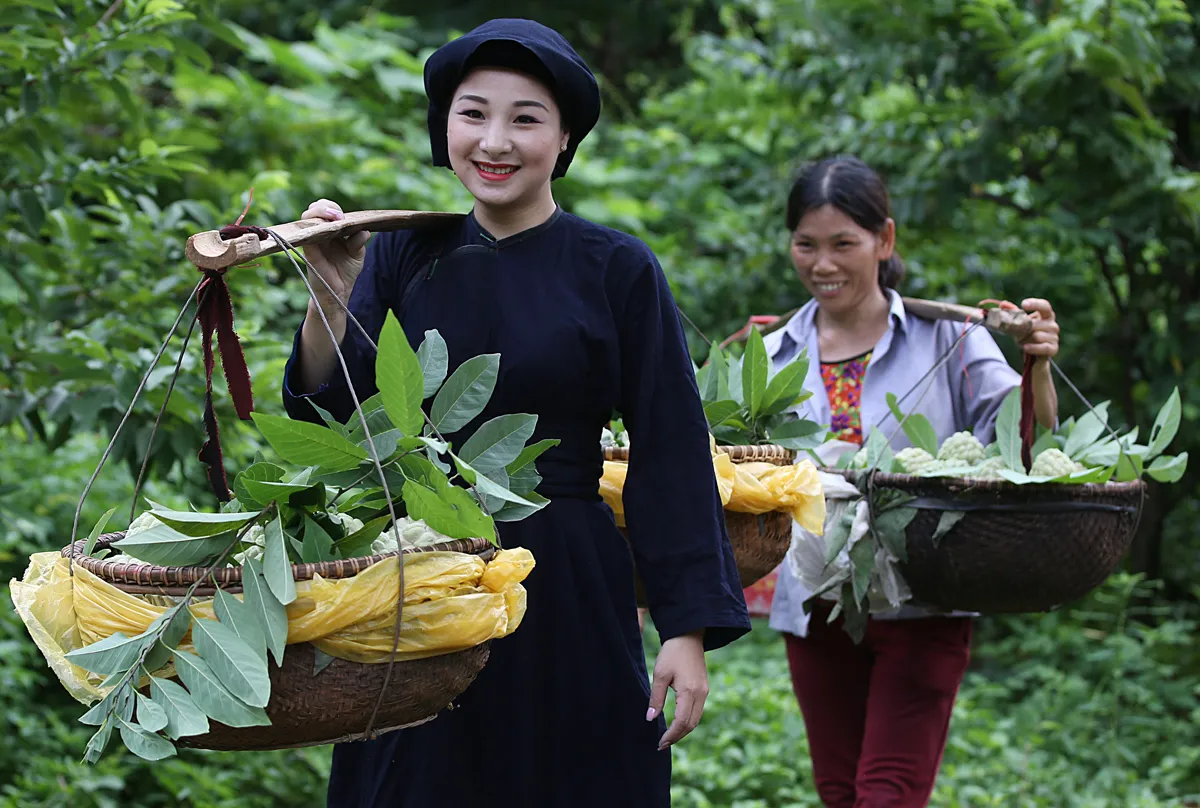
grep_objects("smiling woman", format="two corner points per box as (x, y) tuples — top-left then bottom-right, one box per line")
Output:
(281, 17), (750, 808)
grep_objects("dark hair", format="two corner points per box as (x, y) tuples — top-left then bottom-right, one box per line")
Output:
(785, 155), (906, 290)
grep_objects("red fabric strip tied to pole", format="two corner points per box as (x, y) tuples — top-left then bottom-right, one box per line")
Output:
(196, 261), (255, 502)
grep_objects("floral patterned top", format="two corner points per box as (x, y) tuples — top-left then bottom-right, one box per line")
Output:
(820, 350), (873, 445)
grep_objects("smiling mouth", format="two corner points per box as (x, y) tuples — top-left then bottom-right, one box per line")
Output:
(815, 282), (847, 293)
(474, 162), (519, 180)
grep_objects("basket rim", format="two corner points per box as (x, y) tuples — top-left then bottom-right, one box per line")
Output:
(829, 467), (1147, 497)
(62, 531), (495, 587)
(603, 443), (796, 465)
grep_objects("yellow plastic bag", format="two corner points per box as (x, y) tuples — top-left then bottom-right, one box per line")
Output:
(10, 545), (534, 706)
(599, 444), (826, 536)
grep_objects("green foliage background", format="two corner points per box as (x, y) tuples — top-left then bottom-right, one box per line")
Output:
(2, 0), (1198, 804)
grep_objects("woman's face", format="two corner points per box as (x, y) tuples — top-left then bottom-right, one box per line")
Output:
(446, 67), (568, 214)
(790, 204), (895, 315)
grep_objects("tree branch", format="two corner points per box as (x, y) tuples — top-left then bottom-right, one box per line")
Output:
(970, 189), (1038, 218)
(1092, 244), (1128, 317)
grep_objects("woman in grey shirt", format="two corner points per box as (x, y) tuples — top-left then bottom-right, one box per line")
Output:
(763, 156), (1061, 807)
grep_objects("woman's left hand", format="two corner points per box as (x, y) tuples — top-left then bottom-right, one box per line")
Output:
(1004, 298), (1060, 361)
(647, 630), (708, 751)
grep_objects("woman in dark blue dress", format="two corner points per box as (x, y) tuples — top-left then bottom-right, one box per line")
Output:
(282, 18), (750, 807)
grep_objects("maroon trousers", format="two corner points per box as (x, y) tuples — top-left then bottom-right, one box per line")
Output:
(783, 604), (972, 808)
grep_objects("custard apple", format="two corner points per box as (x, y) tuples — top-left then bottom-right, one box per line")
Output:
(937, 432), (986, 466)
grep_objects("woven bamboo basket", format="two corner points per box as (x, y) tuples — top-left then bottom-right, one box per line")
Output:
(604, 444), (796, 606)
(833, 470), (1145, 614)
(62, 533), (495, 751)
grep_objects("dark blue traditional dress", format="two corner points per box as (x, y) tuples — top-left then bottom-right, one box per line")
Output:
(282, 207), (750, 806)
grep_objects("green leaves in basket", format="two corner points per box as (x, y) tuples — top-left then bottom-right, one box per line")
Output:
(995, 387), (1025, 472)
(769, 418), (826, 450)
(242, 557), (289, 666)
(234, 462), (286, 508)
(741, 326), (769, 418)
(1064, 401), (1111, 459)
(458, 414), (538, 473)
(694, 336), (825, 448)
(251, 412), (367, 472)
(114, 521), (236, 567)
(172, 651), (270, 728)
(1148, 452), (1189, 483)
(148, 677), (209, 740)
(118, 716), (176, 760)
(431, 352), (500, 433)
(213, 588), (266, 659)
(1146, 387), (1181, 460)
(149, 507), (260, 537)
(885, 393), (937, 455)
(402, 474), (496, 545)
(416, 329), (449, 399)
(864, 428), (894, 474)
(262, 516), (296, 606)
(66, 630), (154, 676)
(83, 506), (117, 557)
(189, 618), (271, 708)
(378, 312), (425, 437)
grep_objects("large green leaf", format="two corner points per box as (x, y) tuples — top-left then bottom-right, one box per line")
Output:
(83, 506), (117, 557)
(261, 516), (296, 606)
(213, 589), (266, 659)
(994, 387), (1024, 472)
(118, 717), (176, 761)
(251, 412), (367, 472)
(742, 325), (769, 417)
(301, 515), (336, 563)
(507, 439), (558, 475)
(148, 507), (260, 538)
(703, 399), (741, 428)
(241, 558), (289, 667)
(458, 414), (538, 473)
(416, 329), (449, 399)
(761, 355), (809, 416)
(1146, 452), (1187, 483)
(1064, 401), (1111, 459)
(863, 428), (894, 473)
(114, 522), (234, 566)
(402, 479), (496, 544)
(377, 312), (425, 436)
(334, 514), (392, 557)
(430, 354), (500, 432)
(494, 492), (551, 522)
(143, 607), (193, 672)
(149, 677), (210, 740)
(233, 462), (286, 509)
(172, 651), (271, 728)
(65, 631), (151, 676)
(885, 392), (938, 456)
(135, 692), (169, 733)
(454, 455), (543, 510)
(1146, 388), (1182, 460)
(769, 418), (826, 450)
(346, 398), (395, 446)
(189, 619), (271, 708)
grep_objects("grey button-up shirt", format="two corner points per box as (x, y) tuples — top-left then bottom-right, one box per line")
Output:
(765, 290), (1023, 636)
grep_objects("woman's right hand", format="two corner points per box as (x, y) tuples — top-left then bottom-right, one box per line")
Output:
(301, 199), (372, 312)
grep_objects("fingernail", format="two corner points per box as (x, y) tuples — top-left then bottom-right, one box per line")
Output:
(646, 708), (657, 721)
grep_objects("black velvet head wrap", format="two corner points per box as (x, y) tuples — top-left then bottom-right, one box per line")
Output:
(423, 18), (601, 180)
